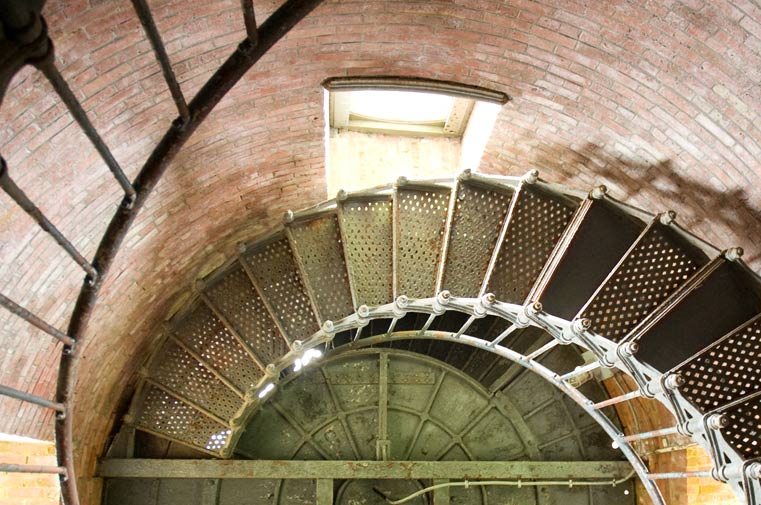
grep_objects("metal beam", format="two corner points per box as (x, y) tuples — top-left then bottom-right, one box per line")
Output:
(98, 459), (632, 480)
(316, 479), (333, 505)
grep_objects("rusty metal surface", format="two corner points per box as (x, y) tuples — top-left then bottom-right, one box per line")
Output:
(395, 185), (450, 299)
(440, 180), (514, 297)
(288, 214), (355, 322)
(242, 237), (320, 342)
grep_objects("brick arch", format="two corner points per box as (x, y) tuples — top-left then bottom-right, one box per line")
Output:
(1, 1), (760, 503)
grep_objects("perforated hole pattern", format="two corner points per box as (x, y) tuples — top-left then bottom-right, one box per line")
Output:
(396, 187), (450, 299)
(339, 198), (393, 306)
(580, 225), (701, 343)
(678, 317), (761, 412)
(206, 265), (289, 366)
(487, 186), (575, 304)
(289, 215), (355, 322)
(138, 384), (229, 453)
(244, 238), (319, 342)
(152, 340), (242, 420)
(722, 393), (761, 459)
(174, 304), (262, 391)
(441, 182), (514, 297)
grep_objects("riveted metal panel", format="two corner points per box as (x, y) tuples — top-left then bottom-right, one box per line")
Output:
(152, 341), (242, 420)
(205, 265), (289, 365)
(441, 181), (514, 297)
(579, 223), (707, 343)
(676, 314), (761, 413)
(395, 186), (450, 299)
(137, 385), (231, 453)
(243, 238), (320, 342)
(720, 391), (761, 459)
(289, 214), (354, 321)
(487, 186), (576, 304)
(174, 304), (262, 391)
(339, 198), (393, 306)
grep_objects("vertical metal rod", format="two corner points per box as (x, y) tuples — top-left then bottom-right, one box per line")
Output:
(0, 385), (65, 412)
(241, 0), (259, 43)
(34, 58), (137, 204)
(488, 324), (517, 347)
(593, 389), (642, 409)
(130, 0), (190, 121)
(387, 317), (399, 335)
(622, 426), (679, 443)
(0, 464), (67, 475)
(560, 361), (602, 382)
(418, 313), (437, 335)
(525, 340), (559, 361)
(316, 478), (333, 505)
(376, 352), (389, 461)
(0, 159), (98, 281)
(0, 292), (75, 346)
(454, 315), (476, 339)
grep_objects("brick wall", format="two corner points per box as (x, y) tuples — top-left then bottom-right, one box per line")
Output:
(0, 440), (60, 505)
(1, 1), (760, 504)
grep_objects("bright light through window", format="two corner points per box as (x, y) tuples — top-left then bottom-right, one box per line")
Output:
(348, 90), (454, 124)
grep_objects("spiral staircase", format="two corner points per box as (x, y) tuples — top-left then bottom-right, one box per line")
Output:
(94, 170), (761, 505)
(2, 1), (761, 504)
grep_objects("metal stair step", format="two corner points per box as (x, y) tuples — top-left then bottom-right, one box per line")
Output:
(241, 236), (320, 343)
(440, 177), (515, 298)
(671, 312), (761, 414)
(287, 212), (355, 322)
(393, 181), (451, 300)
(485, 182), (579, 304)
(577, 219), (711, 343)
(338, 194), (394, 306)
(203, 264), (290, 367)
(530, 195), (646, 319)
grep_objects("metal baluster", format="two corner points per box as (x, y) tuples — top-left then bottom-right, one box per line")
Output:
(0, 158), (97, 282)
(0, 293), (75, 346)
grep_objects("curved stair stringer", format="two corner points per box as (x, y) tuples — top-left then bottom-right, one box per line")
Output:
(117, 171), (761, 505)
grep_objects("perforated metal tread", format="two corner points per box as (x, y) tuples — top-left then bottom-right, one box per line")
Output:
(339, 197), (393, 306)
(173, 303), (263, 392)
(717, 391), (761, 460)
(440, 180), (514, 297)
(486, 185), (576, 304)
(394, 185), (451, 299)
(288, 214), (355, 322)
(205, 265), (289, 366)
(242, 237), (320, 343)
(674, 313), (761, 413)
(151, 340), (242, 420)
(579, 222), (708, 343)
(137, 384), (231, 454)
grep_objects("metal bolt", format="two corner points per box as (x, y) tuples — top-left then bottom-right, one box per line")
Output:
(292, 340), (303, 351)
(725, 247), (744, 261)
(336, 189), (348, 201)
(482, 293), (496, 306)
(590, 185), (607, 199)
(458, 169), (472, 181)
(283, 210), (294, 224)
(663, 373), (684, 390)
(522, 169), (539, 184)
(659, 211), (677, 225)
(357, 305), (370, 318)
(396, 176), (408, 187)
(265, 364), (277, 377)
(322, 320), (335, 334)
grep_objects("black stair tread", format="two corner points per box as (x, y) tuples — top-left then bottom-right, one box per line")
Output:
(537, 198), (646, 319)
(715, 390), (761, 461)
(635, 260), (761, 372)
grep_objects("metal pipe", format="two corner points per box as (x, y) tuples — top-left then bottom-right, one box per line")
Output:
(0, 159), (97, 281)
(54, 4), (327, 502)
(453, 315), (476, 339)
(594, 389), (642, 410)
(525, 340), (558, 361)
(560, 361), (601, 382)
(241, 0), (258, 43)
(130, 0), (190, 121)
(0, 292), (75, 347)
(34, 57), (137, 205)
(647, 471), (713, 480)
(0, 464), (67, 475)
(0, 384), (65, 412)
(622, 426), (679, 443)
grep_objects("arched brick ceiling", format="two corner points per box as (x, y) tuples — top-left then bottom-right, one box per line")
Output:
(1, 0), (760, 499)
